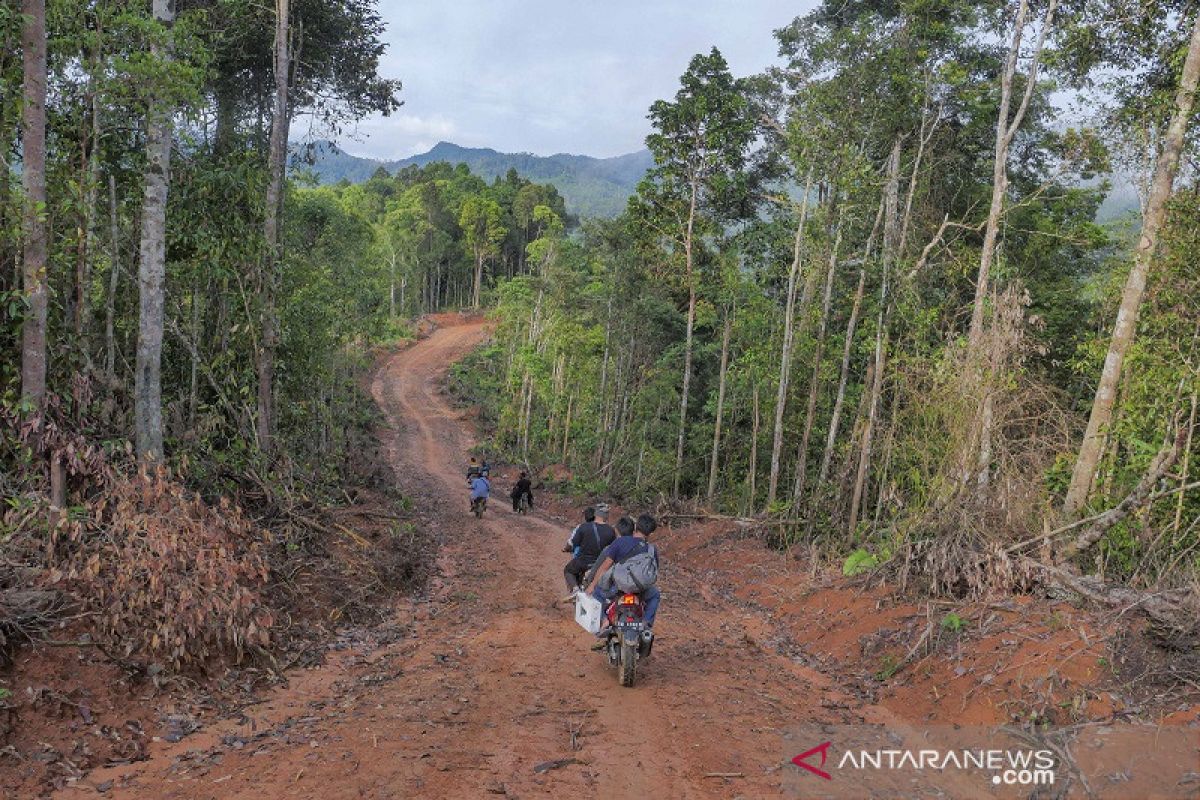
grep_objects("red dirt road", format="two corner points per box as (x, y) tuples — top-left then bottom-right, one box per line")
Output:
(70, 318), (858, 798)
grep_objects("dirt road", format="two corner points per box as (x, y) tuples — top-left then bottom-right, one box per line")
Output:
(78, 318), (878, 799)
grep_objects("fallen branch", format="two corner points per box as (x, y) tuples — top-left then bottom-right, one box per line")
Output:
(1058, 426), (1186, 562)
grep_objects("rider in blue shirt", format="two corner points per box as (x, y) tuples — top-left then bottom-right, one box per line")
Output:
(469, 475), (490, 510)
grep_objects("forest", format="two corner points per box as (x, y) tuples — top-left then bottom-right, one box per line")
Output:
(1, 0), (1199, 685)
(457, 1), (1200, 606)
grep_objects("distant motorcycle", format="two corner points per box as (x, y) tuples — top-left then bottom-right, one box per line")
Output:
(600, 592), (654, 687)
(515, 494), (530, 514)
(471, 496), (487, 518)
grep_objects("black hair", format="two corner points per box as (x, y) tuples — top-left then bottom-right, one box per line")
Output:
(635, 514), (657, 536)
(616, 516), (635, 536)
(583, 506), (595, 521)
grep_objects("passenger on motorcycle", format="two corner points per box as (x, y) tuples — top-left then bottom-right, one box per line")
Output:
(466, 458), (482, 481)
(562, 504), (615, 595)
(511, 471), (534, 512)
(586, 513), (660, 631)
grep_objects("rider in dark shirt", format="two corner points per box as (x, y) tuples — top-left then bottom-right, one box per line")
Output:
(511, 472), (534, 511)
(562, 504), (616, 594)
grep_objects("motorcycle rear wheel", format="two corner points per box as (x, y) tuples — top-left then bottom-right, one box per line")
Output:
(618, 640), (637, 687)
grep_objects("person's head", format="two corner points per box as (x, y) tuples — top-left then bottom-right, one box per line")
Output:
(470, 457), (477, 465)
(582, 506), (595, 522)
(635, 514), (657, 537)
(520, 471), (527, 479)
(595, 503), (610, 521)
(616, 516), (635, 537)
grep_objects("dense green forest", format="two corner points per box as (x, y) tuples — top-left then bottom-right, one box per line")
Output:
(1, 0), (1198, 670)
(454, 1), (1200, 593)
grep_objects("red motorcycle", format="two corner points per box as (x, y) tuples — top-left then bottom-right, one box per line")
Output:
(601, 592), (654, 686)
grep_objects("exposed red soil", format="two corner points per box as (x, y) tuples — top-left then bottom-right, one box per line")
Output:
(0, 316), (1189, 798)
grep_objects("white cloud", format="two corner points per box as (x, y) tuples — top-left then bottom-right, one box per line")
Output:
(335, 0), (814, 159)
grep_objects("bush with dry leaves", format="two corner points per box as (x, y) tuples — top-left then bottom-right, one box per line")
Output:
(47, 469), (275, 672)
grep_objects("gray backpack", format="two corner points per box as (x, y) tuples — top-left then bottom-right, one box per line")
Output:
(612, 542), (659, 592)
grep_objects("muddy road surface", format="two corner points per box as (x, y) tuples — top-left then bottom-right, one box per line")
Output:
(77, 318), (883, 799)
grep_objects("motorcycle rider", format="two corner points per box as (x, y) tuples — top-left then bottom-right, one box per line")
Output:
(466, 457), (482, 481)
(586, 513), (660, 633)
(469, 473), (490, 512)
(562, 504), (615, 596)
(510, 471), (534, 512)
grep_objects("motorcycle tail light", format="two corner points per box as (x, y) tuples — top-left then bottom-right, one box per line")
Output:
(619, 594), (638, 605)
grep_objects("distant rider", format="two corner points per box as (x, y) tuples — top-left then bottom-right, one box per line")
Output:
(466, 457), (482, 481)
(511, 471), (534, 512)
(469, 473), (490, 511)
(562, 504), (615, 596)
(586, 513), (660, 633)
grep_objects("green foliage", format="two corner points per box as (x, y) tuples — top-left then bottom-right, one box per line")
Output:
(940, 612), (967, 633)
(843, 548), (879, 576)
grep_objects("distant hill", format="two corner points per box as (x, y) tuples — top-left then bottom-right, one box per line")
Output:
(289, 140), (655, 218)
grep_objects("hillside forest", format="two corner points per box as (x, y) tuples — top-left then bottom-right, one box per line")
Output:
(2, 0), (1200, 679)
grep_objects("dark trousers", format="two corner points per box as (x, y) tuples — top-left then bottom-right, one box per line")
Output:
(512, 490), (533, 511)
(564, 555), (594, 591)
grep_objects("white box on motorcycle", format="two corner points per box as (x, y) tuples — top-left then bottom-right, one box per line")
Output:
(574, 591), (602, 634)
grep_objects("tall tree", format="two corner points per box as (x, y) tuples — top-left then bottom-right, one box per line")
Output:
(1063, 11), (1200, 516)
(19, 0), (47, 409)
(634, 48), (755, 496)
(459, 194), (505, 309)
(134, 0), (176, 461)
(257, 0), (292, 453)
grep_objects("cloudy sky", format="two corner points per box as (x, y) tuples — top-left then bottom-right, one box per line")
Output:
(319, 1), (815, 161)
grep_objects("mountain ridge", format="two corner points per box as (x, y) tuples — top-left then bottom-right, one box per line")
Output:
(289, 140), (654, 218)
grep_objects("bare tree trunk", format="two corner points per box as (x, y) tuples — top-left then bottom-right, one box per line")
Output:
(257, 0), (291, 453)
(847, 142), (902, 535)
(673, 179), (700, 497)
(967, 0), (1057, 347)
(747, 384), (760, 512)
(793, 219), (843, 504)
(104, 173), (120, 382)
(767, 171), (814, 507)
(134, 0), (175, 462)
(707, 309), (733, 504)
(1063, 12), (1200, 517)
(75, 87), (101, 351)
(471, 251), (483, 308)
(818, 198), (884, 487)
(20, 0), (48, 408)
(561, 391), (573, 461)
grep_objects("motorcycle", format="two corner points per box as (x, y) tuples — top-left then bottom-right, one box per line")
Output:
(600, 592), (654, 687)
(471, 496), (487, 518)
(515, 493), (530, 514)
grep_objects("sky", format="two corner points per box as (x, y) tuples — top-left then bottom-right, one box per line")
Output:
(320, 0), (816, 162)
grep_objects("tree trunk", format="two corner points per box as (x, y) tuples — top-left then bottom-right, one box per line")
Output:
(20, 0), (48, 409)
(968, 0), (1056, 347)
(793, 219), (842, 504)
(746, 383), (760, 513)
(257, 0), (291, 453)
(847, 143), (902, 535)
(104, 173), (120, 382)
(673, 179), (700, 497)
(767, 170), (814, 507)
(1063, 12), (1200, 517)
(471, 251), (483, 308)
(133, 0), (175, 462)
(707, 309), (733, 504)
(818, 198), (884, 487)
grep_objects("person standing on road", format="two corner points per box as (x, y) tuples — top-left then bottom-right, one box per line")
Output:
(562, 504), (615, 596)
(511, 471), (534, 512)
